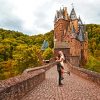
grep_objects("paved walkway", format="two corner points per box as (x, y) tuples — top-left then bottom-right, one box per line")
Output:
(22, 64), (100, 100)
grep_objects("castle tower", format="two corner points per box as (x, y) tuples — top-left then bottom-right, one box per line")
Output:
(54, 7), (70, 59)
(54, 7), (70, 42)
(77, 16), (88, 66)
(54, 6), (88, 66)
(70, 8), (78, 32)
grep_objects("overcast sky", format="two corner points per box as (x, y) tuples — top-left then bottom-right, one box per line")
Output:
(0, 0), (100, 35)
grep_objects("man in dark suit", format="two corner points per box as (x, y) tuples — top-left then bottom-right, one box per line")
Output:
(56, 57), (64, 86)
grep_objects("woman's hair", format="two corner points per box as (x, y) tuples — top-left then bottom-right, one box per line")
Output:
(58, 51), (65, 60)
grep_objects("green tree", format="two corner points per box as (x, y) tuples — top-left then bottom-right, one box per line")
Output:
(44, 30), (54, 48)
(0, 28), (54, 79)
(42, 48), (53, 60)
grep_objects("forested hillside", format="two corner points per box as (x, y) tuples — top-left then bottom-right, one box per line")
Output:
(0, 29), (54, 80)
(86, 24), (100, 59)
(85, 24), (100, 72)
(0, 24), (100, 79)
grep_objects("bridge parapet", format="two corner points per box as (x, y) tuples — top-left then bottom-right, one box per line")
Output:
(0, 62), (57, 100)
(67, 61), (100, 86)
(23, 62), (57, 73)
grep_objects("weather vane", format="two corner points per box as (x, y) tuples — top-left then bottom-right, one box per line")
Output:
(71, 3), (74, 8)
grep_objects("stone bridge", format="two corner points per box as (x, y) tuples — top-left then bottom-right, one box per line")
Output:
(0, 62), (100, 100)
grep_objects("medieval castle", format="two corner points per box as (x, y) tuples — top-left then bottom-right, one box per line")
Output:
(54, 7), (88, 67)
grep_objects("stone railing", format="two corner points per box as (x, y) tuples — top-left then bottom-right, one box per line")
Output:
(23, 62), (57, 73)
(66, 61), (100, 86)
(0, 62), (57, 100)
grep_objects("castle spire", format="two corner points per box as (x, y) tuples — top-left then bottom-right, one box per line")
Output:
(71, 24), (76, 38)
(59, 7), (63, 18)
(70, 8), (77, 20)
(78, 16), (83, 25)
(77, 27), (84, 41)
(54, 15), (57, 23)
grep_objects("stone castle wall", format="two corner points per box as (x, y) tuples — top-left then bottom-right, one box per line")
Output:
(54, 19), (69, 41)
(70, 38), (81, 56)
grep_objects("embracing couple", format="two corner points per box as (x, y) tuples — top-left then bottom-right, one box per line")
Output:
(56, 51), (70, 86)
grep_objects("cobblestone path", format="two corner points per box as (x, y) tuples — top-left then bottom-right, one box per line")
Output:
(22, 64), (100, 100)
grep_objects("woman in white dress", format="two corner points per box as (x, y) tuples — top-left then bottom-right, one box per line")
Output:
(58, 51), (65, 78)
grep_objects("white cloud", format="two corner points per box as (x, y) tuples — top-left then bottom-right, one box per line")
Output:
(0, 0), (100, 35)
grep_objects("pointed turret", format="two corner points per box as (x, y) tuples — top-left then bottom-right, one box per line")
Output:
(71, 25), (76, 38)
(78, 16), (83, 25)
(70, 8), (77, 20)
(41, 40), (49, 50)
(70, 8), (78, 32)
(78, 16), (85, 33)
(54, 15), (57, 23)
(77, 27), (84, 41)
(56, 10), (59, 19)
